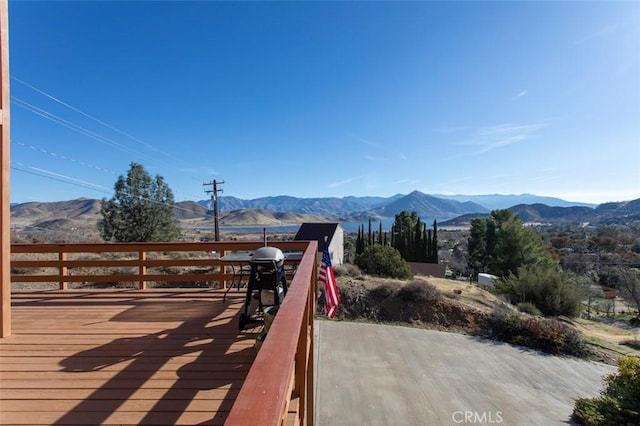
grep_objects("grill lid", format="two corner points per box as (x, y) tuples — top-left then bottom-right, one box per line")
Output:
(251, 246), (285, 263)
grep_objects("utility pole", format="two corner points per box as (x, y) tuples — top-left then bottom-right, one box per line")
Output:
(203, 179), (224, 241)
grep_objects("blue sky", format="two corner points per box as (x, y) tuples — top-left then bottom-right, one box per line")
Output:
(8, 1), (640, 205)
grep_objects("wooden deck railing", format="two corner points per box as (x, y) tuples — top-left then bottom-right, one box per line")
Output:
(11, 241), (309, 290)
(226, 240), (317, 426)
(10, 240), (318, 426)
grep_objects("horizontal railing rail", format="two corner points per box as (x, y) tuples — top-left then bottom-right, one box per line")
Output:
(11, 241), (309, 289)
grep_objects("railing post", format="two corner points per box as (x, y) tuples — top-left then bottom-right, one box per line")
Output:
(59, 251), (67, 290)
(221, 250), (227, 289)
(0, 0), (11, 338)
(139, 250), (146, 290)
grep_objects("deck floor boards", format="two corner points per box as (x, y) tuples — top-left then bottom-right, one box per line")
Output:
(0, 289), (260, 425)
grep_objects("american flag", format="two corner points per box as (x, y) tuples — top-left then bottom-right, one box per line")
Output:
(319, 243), (340, 318)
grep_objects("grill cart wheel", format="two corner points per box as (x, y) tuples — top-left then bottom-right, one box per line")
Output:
(239, 313), (248, 331)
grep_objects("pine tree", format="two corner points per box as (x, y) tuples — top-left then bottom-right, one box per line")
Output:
(98, 162), (180, 242)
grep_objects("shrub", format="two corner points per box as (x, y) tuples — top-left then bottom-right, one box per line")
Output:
(354, 245), (413, 280)
(573, 356), (640, 425)
(369, 282), (400, 300)
(485, 311), (588, 356)
(397, 281), (441, 303)
(334, 263), (361, 278)
(517, 302), (542, 316)
(497, 265), (583, 317)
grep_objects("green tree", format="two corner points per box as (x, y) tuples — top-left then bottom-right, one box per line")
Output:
(431, 219), (439, 263)
(390, 211), (438, 263)
(98, 162), (180, 242)
(356, 225), (365, 255)
(355, 245), (413, 279)
(467, 209), (553, 278)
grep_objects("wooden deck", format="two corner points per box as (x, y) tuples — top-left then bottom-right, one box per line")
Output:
(0, 289), (262, 425)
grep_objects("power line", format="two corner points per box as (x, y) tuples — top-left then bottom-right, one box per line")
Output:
(11, 76), (165, 154)
(12, 78), (221, 200)
(11, 164), (113, 194)
(12, 96), (147, 158)
(11, 162), (214, 219)
(13, 140), (206, 202)
(15, 141), (117, 175)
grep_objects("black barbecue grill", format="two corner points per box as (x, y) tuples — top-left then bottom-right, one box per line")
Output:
(238, 246), (288, 330)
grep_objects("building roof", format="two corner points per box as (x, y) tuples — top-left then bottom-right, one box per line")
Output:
(294, 223), (341, 247)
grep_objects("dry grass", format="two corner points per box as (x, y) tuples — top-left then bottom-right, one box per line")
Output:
(415, 276), (502, 314)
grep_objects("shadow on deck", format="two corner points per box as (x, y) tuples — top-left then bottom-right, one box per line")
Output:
(0, 289), (259, 425)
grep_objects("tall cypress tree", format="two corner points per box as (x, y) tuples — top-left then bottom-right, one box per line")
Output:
(356, 224), (365, 255)
(431, 219), (439, 263)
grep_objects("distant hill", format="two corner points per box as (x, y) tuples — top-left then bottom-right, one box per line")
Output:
(11, 198), (101, 227)
(211, 194), (402, 217)
(11, 198), (101, 219)
(435, 193), (596, 210)
(369, 190), (488, 220)
(507, 204), (594, 222)
(173, 201), (210, 220)
(11, 198), (103, 241)
(220, 209), (330, 226)
(440, 198), (640, 227)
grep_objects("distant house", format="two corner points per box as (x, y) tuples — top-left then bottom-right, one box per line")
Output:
(294, 222), (344, 265)
(407, 262), (446, 278)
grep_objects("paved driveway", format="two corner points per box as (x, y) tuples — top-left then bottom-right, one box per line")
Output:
(315, 321), (615, 426)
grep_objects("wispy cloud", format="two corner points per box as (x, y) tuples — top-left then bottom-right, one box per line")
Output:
(516, 90), (527, 98)
(462, 122), (547, 155)
(574, 24), (618, 45)
(347, 132), (380, 147)
(327, 175), (365, 188)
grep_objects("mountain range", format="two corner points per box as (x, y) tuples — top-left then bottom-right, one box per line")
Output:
(207, 191), (596, 221)
(10, 192), (639, 236)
